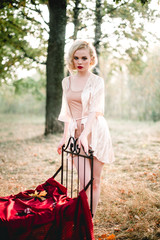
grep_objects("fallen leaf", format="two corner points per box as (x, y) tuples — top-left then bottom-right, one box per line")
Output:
(100, 234), (108, 238)
(107, 234), (116, 240)
(39, 190), (47, 197)
(29, 190), (47, 201)
(120, 189), (125, 194)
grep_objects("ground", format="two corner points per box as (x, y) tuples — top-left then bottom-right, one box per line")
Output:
(0, 114), (160, 240)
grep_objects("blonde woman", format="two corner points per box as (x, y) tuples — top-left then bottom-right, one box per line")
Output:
(57, 39), (114, 216)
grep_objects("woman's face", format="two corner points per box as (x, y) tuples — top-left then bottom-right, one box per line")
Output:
(73, 48), (92, 72)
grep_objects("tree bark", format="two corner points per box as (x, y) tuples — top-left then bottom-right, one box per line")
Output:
(94, 0), (102, 75)
(45, 0), (67, 135)
(73, 0), (81, 40)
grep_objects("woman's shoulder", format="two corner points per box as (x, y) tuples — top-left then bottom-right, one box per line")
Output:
(62, 76), (70, 89)
(90, 73), (104, 87)
(90, 72), (104, 81)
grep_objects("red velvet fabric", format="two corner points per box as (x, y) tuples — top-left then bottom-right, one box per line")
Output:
(0, 177), (94, 240)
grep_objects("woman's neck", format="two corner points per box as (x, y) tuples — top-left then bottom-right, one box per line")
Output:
(76, 70), (91, 78)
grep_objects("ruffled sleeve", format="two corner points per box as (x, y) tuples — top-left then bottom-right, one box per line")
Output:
(89, 76), (105, 115)
(58, 77), (71, 123)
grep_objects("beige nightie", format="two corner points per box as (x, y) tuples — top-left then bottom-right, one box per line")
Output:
(58, 73), (115, 164)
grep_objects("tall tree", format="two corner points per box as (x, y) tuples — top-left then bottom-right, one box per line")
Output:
(0, 0), (67, 134)
(73, 0), (81, 40)
(94, 0), (102, 74)
(45, 0), (67, 134)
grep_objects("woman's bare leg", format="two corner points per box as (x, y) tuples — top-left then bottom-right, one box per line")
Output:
(73, 156), (91, 201)
(74, 155), (104, 216)
(92, 157), (104, 216)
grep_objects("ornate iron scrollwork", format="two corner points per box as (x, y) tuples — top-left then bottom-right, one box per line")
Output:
(63, 137), (80, 154)
(63, 137), (93, 157)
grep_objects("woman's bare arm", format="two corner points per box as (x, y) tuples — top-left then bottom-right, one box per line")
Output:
(57, 122), (69, 154)
(78, 112), (96, 153)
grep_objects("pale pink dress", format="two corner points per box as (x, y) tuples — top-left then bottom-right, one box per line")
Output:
(66, 79), (83, 139)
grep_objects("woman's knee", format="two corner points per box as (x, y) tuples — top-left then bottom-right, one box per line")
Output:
(93, 177), (100, 190)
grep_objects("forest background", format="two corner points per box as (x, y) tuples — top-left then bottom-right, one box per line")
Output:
(0, 0), (160, 240)
(0, 0), (160, 130)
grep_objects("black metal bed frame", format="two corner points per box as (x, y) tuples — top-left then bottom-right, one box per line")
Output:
(53, 137), (94, 216)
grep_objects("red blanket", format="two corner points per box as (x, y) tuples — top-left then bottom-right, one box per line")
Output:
(0, 177), (94, 240)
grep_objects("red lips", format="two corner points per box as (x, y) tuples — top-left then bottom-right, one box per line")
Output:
(78, 66), (83, 69)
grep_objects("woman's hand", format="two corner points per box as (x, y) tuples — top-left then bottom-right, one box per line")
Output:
(57, 138), (65, 155)
(57, 122), (69, 155)
(78, 112), (95, 154)
(78, 132), (88, 154)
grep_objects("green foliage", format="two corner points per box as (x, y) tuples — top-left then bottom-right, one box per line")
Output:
(13, 71), (46, 101)
(102, 0), (157, 75)
(0, 90), (45, 115)
(113, 0), (151, 5)
(125, 47), (147, 75)
(102, 47), (160, 121)
(0, 0), (158, 83)
(0, 0), (47, 84)
(0, 70), (46, 114)
(67, 0), (157, 77)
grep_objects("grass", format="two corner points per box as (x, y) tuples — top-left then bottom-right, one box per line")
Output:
(0, 114), (160, 240)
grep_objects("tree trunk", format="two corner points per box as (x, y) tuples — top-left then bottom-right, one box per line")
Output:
(45, 0), (67, 135)
(73, 0), (81, 40)
(94, 0), (102, 75)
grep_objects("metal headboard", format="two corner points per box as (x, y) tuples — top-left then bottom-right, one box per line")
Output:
(53, 137), (94, 216)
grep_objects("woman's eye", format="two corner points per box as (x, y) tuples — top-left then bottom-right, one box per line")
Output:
(74, 57), (78, 60)
(82, 57), (87, 60)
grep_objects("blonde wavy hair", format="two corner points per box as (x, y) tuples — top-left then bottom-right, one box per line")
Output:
(66, 39), (98, 72)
